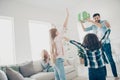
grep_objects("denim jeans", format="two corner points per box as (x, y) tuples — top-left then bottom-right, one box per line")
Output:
(102, 43), (118, 77)
(54, 58), (66, 80)
(89, 66), (106, 80)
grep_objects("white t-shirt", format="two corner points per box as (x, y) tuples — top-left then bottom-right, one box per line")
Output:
(54, 28), (65, 59)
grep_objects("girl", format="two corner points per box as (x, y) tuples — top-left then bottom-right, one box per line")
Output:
(49, 8), (69, 80)
(41, 49), (54, 72)
(65, 29), (110, 80)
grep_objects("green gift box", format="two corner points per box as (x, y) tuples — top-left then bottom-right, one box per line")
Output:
(78, 11), (90, 22)
(78, 13), (81, 21)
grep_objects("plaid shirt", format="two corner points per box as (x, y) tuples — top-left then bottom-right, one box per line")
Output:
(70, 29), (110, 68)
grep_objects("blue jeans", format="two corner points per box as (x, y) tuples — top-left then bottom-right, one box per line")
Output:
(54, 58), (66, 80)
(102, 43), (118, 77)
(89, 66), (106, 80)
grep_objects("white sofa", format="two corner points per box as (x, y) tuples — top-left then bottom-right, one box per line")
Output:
(29, 60), (77, 80)
(0, 60), (77, 80)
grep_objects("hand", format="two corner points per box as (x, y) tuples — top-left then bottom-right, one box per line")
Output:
(66, 8), (69, 16)
(80, 20), (84, 23)
(86, 18), (93, 22)
(64, 37), (70, 41)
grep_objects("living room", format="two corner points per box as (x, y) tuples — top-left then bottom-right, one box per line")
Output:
(0, 0), (120, 80)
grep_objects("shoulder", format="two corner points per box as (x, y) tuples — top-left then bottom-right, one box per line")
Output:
(100, 20), (106, 22)
(100, 20), (109, 24)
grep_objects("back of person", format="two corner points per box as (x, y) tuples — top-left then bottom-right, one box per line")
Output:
(54, 33), (64, 58)
(67, 30), (111, 80)
(86, 48), (108, 69)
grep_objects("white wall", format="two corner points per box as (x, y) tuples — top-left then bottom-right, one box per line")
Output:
(0, 0), (120, 64)
(0, 0), (79, 64)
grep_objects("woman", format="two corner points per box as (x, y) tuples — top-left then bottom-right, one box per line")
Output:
(41, 49), (54, 72)
(49, 8), (69, 80)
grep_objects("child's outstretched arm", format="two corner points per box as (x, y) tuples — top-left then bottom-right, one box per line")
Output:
(64, 37), (88, 66)
(64, 37), (85, 51)
(69, 40), (85, 49)
(63, 8), (69, 28)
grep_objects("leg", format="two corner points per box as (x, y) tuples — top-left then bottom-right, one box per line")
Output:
(103, 43), (118, 77)
(88, 68), (96, 80)
(104, 66), (107, 77)
(55, 58), (66, 80)
(97, 66), (106, 80)
(54, 66), (60, 80)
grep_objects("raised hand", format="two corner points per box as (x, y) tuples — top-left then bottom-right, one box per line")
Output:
(86, 18), (93, 22)
(66, 8), (69, 16)
(63, 8), (69, 27)
(63, 37), (70, 42)
(80, 20), (84, 23)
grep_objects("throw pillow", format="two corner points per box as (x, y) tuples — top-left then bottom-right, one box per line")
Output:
(0, 70), (8, 80)
(33, 60), (43, 74)
(6, 67), (24, 80)
(19, 61), (35, 77)
(9, 65), (20, 72)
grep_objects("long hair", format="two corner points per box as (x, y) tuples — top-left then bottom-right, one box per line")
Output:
(41, 49), (49, 62)
(49, 28), (57, 64)
(82, 33), (101, 51)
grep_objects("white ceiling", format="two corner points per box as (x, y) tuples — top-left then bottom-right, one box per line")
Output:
(10, 0), (120, 12)
(9, 0), (120, 17)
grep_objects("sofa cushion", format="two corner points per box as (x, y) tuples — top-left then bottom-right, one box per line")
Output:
(6, 67), (24, 80)
(9, 65), (20, 72)
(64, 66), (75, 74)
(0, 65), (20, 73)
(0, 70), (8, 80)
(33, 60), (43, 74)
(24, 78), (36, 80)
(19, 61), (35, 77)
(30, 72), (54, 80)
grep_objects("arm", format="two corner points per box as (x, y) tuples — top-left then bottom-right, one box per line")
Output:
(104, 21), (111, 28)
(41, 60), (49, 69)
(80, 21), (86, 31)
(64, 37), (85, 49)
(64, 37), (88, 66)
(87, 18), (102, 28)
(70, 40), (88, 66)
(100, 29), (111, 43)
(69, 40), (85, 49)
(63, 8), (69, 28)
(80, 20), (93, 32)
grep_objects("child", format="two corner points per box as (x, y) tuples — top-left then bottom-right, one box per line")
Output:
(49, 8), (69, 80)
(65, 29), (110, 80)
(41, 49), (54, 72)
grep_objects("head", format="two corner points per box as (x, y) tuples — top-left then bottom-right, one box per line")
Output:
(49, 28), (58, 41)
(41, 49), (49, 60)
(82, 33), (101, 51)
(93, 13), (100, 23)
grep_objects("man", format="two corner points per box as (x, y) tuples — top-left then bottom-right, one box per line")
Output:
(80, 13), (119, 80)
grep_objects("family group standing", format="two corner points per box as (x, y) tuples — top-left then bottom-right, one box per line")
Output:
(42, 9), (119, 80)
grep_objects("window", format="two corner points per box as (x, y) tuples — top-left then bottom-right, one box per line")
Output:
(29, 20), (51, 61)
(0, 16), (15, 66)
